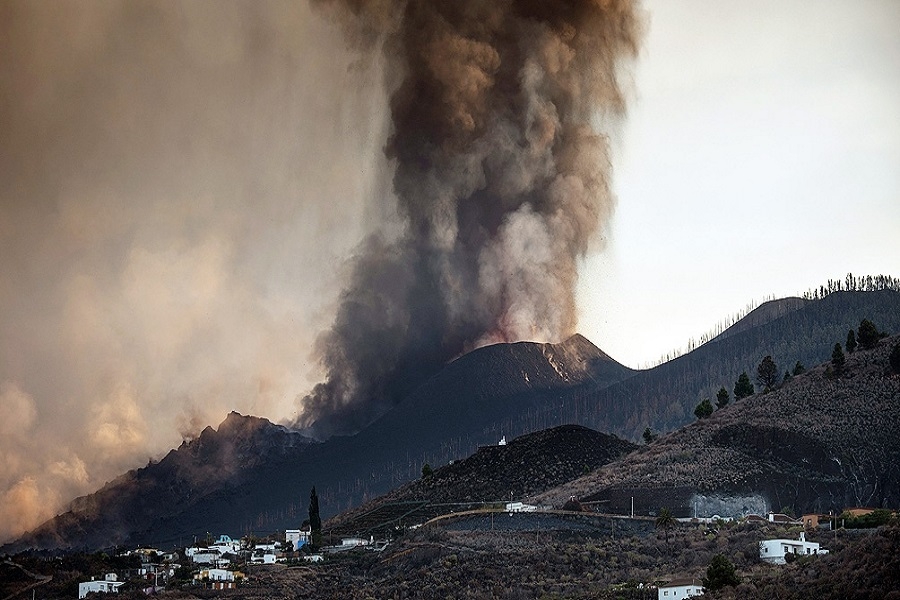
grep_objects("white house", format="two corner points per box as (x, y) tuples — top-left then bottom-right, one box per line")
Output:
(194, 568), (244, 589)
(191, 550), (225, 565)
(505, 502), (537, 513)
(286, 526), (311, 550)
(657, 578), (704, 600)
(767, 512), (800, 525)
(204, 568), (236, 581)
(759, 531), (828, 564)
(210, 534), (241, 554)
(78, 577), (124, 599)
(254, 542), (277, 553)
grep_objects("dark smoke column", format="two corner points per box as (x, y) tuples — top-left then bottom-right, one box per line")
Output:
(299, 0), (641, 437)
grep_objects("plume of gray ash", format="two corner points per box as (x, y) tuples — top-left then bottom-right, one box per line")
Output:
(298, 0), (642, 438)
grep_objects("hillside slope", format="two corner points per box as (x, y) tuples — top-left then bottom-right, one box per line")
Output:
(537, 289), (900, 441)
(534, 334), (900, 517)
(7, 290), (898, 552)
(325, 424), (636, 534)
(2, 413), (312, 553)
(3, 336), (631, 552)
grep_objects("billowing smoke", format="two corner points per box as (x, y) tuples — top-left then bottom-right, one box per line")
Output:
(0, 1), (391, 543)
(299, 0), (641, 436)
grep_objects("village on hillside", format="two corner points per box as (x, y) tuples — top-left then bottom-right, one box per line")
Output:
(5, 502), (893, 600)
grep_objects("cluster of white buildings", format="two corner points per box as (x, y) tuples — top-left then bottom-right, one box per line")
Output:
(76, 528), (322, 598)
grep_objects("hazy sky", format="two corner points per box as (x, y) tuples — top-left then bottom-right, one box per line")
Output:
(578, 0), (900, 367)
(1, 1), (898, 542)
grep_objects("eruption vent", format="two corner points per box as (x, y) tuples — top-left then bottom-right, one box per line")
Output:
(300, 0), (641, 437)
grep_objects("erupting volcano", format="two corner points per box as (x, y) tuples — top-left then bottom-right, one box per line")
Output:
(298, 0), (642, 437)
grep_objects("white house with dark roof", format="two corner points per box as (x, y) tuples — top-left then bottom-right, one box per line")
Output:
(657, 577), (704, 599)
(759, 531), (828, 564)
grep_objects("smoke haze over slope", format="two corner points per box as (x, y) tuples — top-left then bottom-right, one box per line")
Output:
(0, 0), (392, 542)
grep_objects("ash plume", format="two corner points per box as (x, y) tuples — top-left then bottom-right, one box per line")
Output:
(0, 1), (389, 543)
(299, 0), (642, 436)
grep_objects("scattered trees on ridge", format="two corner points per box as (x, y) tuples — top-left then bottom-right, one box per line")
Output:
(801, 272), (900, 300)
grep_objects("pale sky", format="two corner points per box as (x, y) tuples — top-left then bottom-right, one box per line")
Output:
(577, 0), (900, 367)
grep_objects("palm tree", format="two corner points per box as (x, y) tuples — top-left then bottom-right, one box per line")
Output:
(656, 508), (676, 547)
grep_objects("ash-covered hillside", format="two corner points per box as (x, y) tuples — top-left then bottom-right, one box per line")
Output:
(535, 334), (900, 517)
(326, 424), (636, 533)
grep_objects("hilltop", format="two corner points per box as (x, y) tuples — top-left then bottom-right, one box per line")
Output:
(325, 425), (636, 536)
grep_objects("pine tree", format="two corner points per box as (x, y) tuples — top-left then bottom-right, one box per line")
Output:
(831, 343), (845, 376)
(756, 355), (779, 392)
(792, 361), (805, 376)
(702, 554), (740, 590)
(694, 398), (713, 420)
(858, 319), (880, 349)
(421, 463), (433, 478)
(715, 387), (729, 409)
(309, 486), (322, 548)
(846, 329), (857, 353)
(734, 371), (754, 399)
